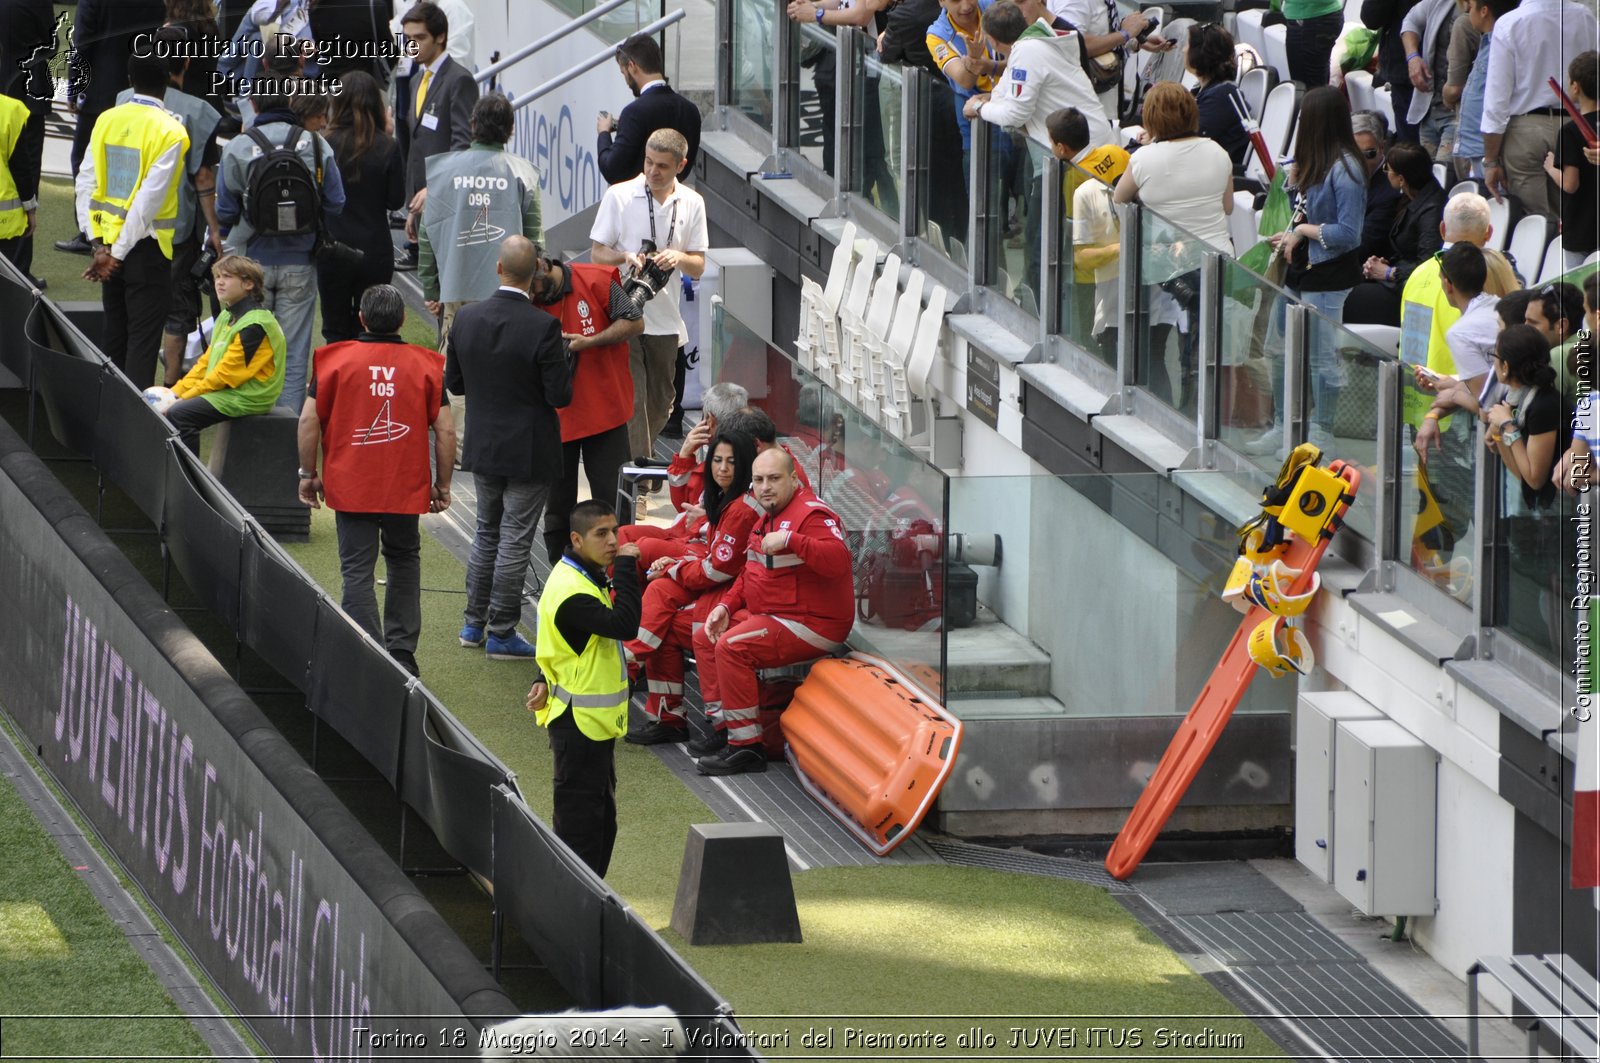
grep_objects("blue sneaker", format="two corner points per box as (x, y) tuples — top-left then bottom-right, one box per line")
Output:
(458, 624), (485, 648)
(486, 632), (536, 660)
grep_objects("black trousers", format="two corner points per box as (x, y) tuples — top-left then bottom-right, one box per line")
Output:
(0, 234), (34, 277)
(103, 237), (173, 389)
(1285, 11), (1343, 89)
(317, 250), (394, 344)
(166, 395), (231, 453)
(548, 707), (618, 878)
(544, 422), (632, 564)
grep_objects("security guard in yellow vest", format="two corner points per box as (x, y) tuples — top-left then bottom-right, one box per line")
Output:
(0, 93), (37, 273)
(527, 499), (642, 877)
(73, 51), (189, 388)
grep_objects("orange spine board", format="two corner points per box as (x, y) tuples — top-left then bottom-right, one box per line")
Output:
(1104, 462), (1360, 880)
(783, 656), (963, 856)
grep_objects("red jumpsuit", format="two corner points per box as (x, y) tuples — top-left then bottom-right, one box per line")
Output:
(692, 486), (855, 747)
(667, 441), (814, 513)
(625, 492), (764, 724)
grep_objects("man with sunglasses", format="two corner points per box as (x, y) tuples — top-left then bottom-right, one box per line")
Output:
(1524, 281), (1585, 390)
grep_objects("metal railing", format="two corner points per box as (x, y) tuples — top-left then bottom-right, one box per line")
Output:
(511, 9), (687, 110)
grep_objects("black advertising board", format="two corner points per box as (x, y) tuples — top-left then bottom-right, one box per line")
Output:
(0, 448), (509, 1060)
(967, 346), (1001, 430)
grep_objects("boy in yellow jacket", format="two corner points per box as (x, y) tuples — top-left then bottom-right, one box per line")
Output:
(167, 255), (285, 451)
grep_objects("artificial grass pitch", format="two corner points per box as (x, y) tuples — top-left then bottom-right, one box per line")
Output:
(0, 742), (215, 1060)
(282, 506), (1285, 1059)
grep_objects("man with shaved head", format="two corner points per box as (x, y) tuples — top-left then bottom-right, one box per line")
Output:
(444, 235), (573, 659)
(690, 447), (856, 775)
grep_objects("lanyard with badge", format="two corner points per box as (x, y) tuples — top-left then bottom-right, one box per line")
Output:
(645, 189), (679, 252)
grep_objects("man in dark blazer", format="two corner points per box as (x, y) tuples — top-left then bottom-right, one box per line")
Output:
(55, 0), (165, 254)
(397, 0), (476, 269)
(596, 33), (701, 186)
(443, 235), (572, 660)
(0, 0), (55, 281)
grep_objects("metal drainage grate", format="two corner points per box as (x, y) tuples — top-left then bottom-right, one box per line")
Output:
(925, 838), (1133, 892)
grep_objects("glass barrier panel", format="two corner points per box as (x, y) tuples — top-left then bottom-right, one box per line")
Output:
(1305, 313), (1385, 543)
(1057, 160), (1119, 368)
(851, 46), (902, 217)
(983, 131), (1044, 315)
(912, 74), (971, 260)
(712, 303), (949, 700)
(1216, 257), (1291, 466)
(1133, 204), (1213, 417)
(1398, 369), (1477, 605)
(946, 470), (1293, 721)
(796, 25), (837, 175)
(1493, 436), (1576, 669)
(731, 0), (775, 133)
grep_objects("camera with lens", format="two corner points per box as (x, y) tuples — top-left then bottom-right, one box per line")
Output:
(619, 239), (675, 312)
(192, 244), (218, 280)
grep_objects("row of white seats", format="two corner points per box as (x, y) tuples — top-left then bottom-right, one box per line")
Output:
(795, 221), (949, 442)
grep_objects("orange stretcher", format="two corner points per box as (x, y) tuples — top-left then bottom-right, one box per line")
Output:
(782, 653), (962, 857)
(1105, 452), (1360, 880)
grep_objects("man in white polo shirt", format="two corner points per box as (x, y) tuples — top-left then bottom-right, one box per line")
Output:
(590, 128), (708, 460)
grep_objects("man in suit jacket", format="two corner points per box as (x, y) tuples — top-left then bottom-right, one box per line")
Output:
(0, 0), (55, 281)
(443, 235), (573, 659)
(596, 33), (701, 185)
(397, 0), (477, 269)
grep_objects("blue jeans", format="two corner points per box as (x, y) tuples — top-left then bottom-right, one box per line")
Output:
(262, 262), (318, 411)
(465, 474), (551, 638)
(1293, 287), (1351, 435)
(336, 511), (422, 653)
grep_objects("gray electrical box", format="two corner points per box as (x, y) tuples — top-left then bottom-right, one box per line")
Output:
(1296, 691), (1385, 884)
(1332, 718), (1437, 917)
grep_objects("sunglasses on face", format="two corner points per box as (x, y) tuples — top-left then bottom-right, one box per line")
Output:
(1363, 148), (1380, 160)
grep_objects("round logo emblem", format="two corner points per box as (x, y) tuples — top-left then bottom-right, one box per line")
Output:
(714, 543), (734, 562)
(1298, 492), (1327, 517)
(576, 299), (591, 319)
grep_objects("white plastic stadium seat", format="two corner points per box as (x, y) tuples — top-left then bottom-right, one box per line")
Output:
(1346, 323), (1401, 357)
(1263, 24), (1289, 83)
(821, 220), (857, 317)
(891, 284), (948, 440)
(1485, 196), (1511, 252)
(1507, 215), (1552, 290)
(1248, 82), (1298, 185)
(1239, 65), (1276, 122)
(1236, 8), (1267, 57)
(835, 238), (880, 402)
(1536, 240), (1566, 284)
(1344, 69), (1374, 114)
(856, 251), (903, 416)
(1447, 180), (1479, 199)
(1373, 85), (1394, 131)
(875, 268), (925, 427)
(1230, 191), (1261, 257)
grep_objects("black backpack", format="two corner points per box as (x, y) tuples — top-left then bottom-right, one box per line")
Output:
(242, 125), (322, 238)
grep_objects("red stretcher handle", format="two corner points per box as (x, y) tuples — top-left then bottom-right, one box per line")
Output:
(1551, 77), (1598, 148)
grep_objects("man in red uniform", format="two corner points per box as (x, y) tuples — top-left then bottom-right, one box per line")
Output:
(531, 248), (646, 564)
(692, 447), (855, 775)
(297, 284), (455, 677)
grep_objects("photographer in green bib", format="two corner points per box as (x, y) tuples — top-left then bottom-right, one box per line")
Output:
(526, 499), (642, 877)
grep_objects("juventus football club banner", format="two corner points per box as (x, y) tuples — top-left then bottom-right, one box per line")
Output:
(0, 422), (512, 1061)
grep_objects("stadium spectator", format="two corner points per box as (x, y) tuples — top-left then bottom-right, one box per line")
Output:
(528, 499), (642, 878)
(1283, 0), (1344, 89)
(75, 51), (190, 389)
(1113, 82), (1233, 408)
(446, 236), (572, 660)
(926, 0), (1005, 168)
(1525, 281), (1586, 392)
(1397, 192), (1518, 372)
(1352, 111), (1404, 260)
(1048, 106), (1126, 361)
(1187, 23), (1250, 173)
(1453, 0), (1500, 177)
(693, 447), (854, 775)
(530, 248), (646, 565)
(1400, 0), (1462, 159)
(166, 254), (284, 451)
(1479, 0), (1598, 221)
(1542, 51), (1599, 273)
(1441, 0), (1482, 176)
(1047, 0), (1162, 125)
(878, 0), (969, 238)
(296, 283), (452, 678)
(319, 70), (404, 343)
(1362, 0), (1422, 143)
(163, 0), (225, 112)
(1411, 243), (1501, 466)
(215, 47), (345, 411)
(590, 128), (708, 462)
(1349, 141), (1446, 325)
(1554, 272), (1600, 492)
(56, 0), (166, 256)
(1486, 322), (1568, 512)
(624, 429), (760, 747)
(966, 0), (1111, 150)
(124, 27), (223, 390)
(396, 1), (478, 271)
(0, 0), (51, 285)
(597, 33), (701, 186)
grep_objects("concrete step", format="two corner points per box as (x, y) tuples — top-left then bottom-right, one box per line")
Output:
(945, 695), (1070, 721)
(851, 605), (1053, 698)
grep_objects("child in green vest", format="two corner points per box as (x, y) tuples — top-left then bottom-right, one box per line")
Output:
(165, 254), (286, 451)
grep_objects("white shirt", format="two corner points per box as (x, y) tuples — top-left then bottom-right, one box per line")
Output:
(1480, 0), (1599, 135)
(590, 175), (709, 341)
(1071, 175), (1119, 332)
(978, 23), (1112, 149)
(74, 96), (188, 261)
(1443, 292), (1500, 380)
(392, 0), (476, 72)
(1126, 137), (1235, 256)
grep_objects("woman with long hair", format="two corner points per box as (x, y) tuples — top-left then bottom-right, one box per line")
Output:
(317, 70), (404, 343)
(625, 431), (762, 745)
(1186, 23), (1250, 173)
(1268, 85), (1367, 446)
(1346, 141), (1447, 325)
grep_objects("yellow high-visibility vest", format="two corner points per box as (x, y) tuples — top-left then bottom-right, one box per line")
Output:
(87, 98), (189, 258)
(0, 95), (29, 241)
(534, 557), (629, 741)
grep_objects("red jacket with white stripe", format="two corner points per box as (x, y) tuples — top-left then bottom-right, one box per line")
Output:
(720, 485), (855, 647)
(668, 441), (813, 512)
(665, 491), (763, 593)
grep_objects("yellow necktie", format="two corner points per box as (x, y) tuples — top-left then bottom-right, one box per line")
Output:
(415, 69), (432, 118)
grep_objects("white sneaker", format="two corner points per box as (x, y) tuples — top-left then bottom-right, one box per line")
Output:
(1236, 425), (1285, 457)
(1309, 425), (1336, 455)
